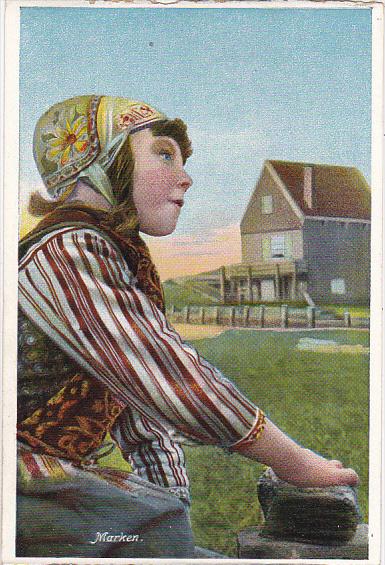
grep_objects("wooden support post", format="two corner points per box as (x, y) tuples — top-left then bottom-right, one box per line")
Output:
(229, 279), (235, 303)
(248, 267), (253, 302)
(184, 305), (190, 323)
(275, 265), (280, 300)
(220, 266), (226, 304)
(215, 306), (220, 325)
(260, 305), (265, 328)
(281, 304), (288, 328)
(344, 311), (352, 328)
(230, 307), (236, 326)
(307, 306), (316, 328)
(291, 272), (297, 300)
(232, 279), (239, 304)
(200, 307), (205, 324)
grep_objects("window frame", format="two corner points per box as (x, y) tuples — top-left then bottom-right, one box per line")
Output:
(261, 194), (273, 215)
(330, 278), (346, 295)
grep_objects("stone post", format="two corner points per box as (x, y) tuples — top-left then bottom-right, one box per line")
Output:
(260, 305), (265, 328)
(184, 305), (190, 323)
(237, 468), (367, 560)
(243, 306), (250, 327)
(281, 304), (288, 328)
(307, 306), (316, 328)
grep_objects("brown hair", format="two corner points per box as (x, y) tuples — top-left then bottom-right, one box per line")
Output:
(28, 118), (192, 237)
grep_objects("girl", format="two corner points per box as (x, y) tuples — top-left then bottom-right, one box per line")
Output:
(17, 95), (358, 558)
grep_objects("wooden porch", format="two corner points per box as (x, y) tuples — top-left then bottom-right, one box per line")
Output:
(219, 260), (308, 303)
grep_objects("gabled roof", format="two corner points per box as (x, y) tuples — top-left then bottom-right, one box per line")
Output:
(269, 160), (371, 220)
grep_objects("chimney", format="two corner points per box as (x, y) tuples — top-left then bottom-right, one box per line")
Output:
(303, 166), (314, 209)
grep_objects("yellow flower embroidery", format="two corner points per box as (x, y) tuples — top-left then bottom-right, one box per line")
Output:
(45, 107), (88, 166)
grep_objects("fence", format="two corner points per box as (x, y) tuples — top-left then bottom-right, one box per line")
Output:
(166, 305), (369, 330)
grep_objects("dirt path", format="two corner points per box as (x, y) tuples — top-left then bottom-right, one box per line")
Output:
(173, 324), (230, 340)
(172, 324), (369, 341)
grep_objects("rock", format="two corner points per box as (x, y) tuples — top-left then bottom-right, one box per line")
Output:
(257, 468), (360, 543)
(237, 523), (368, 559)
(194, 546), (228, 558)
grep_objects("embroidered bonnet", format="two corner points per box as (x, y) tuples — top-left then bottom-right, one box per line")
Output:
(33, 95), (166, 205)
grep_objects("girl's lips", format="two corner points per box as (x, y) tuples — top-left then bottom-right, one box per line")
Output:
(171, 199), (184, 208)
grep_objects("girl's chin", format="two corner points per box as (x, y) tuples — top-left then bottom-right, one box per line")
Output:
(139, 223), (178, 237)
(138, 213), (179, 236)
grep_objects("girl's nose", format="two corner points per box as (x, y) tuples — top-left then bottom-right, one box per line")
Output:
(178, 170), (193, 191)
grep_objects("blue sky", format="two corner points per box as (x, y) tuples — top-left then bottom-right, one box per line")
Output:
(19, 6), (372, 275)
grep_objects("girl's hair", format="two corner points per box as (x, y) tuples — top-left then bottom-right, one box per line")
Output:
(28, 118), (192, 236)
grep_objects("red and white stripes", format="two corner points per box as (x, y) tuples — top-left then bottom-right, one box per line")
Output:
(19, 227), (262, 488)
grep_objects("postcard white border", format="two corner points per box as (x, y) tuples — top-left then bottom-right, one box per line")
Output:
(1, 1), (383, 563)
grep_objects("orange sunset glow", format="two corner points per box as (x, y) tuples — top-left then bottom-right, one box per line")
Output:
(19, 209), (242, 281)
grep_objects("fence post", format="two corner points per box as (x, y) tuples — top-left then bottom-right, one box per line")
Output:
(281, 304), (288, 328)
(200, 307), (205, 324)
(184, 305), (190, 323)
(244, 306), (250, 327)
(230, 307), (236, 326)
(215, 306), (220, 325)
(260, 305), (265, 328)
(344, 311), (352, 328)
(169, 304), (175, 315)
(307, 306), (316, 328)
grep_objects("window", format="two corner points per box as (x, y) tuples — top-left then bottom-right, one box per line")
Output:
(261, 195), (273, 214)
(331, 278), (346, 295)
(271, 235), (285, 258)
(262, 233), (293, 261)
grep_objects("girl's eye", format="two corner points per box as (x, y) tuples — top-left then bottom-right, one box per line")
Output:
(160, 151), (173, 162)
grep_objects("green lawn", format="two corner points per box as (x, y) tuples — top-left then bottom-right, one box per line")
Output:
(101, 329), (369, 557)
(322, 305), (370, 319)
(163, 280), (220, 308)
(186, 329), (369, 556)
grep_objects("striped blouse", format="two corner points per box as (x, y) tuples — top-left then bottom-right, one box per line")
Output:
(18, 227), (264, 493)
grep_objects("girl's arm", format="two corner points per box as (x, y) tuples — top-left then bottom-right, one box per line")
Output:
(231, 418), (359, 487)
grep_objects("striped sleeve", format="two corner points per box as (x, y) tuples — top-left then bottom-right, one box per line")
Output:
(18, 227), (264, 448)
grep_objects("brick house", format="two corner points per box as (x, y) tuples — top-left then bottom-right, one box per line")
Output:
(221, 160), (371, 305)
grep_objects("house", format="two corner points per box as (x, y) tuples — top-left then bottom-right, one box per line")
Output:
(220, 160), (371, 305)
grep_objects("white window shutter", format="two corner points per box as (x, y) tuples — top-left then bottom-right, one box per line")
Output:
(262, 236), (271, 260)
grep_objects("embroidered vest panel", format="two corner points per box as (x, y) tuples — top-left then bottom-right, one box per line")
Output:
(17, 309), (124, 463)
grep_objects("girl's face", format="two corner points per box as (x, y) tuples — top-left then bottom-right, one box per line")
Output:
(130, 128), (192, 236)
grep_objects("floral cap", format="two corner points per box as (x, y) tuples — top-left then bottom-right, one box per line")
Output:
(33, 95), (166, 203)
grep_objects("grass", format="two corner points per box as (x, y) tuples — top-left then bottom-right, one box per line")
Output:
(163, 280), (220, 308)
(322, 305), (370, 319)
(186, 329), (369, 556)
(100, 329), (369, 557)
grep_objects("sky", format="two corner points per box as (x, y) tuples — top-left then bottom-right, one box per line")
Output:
(19, 6), (372, 279)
